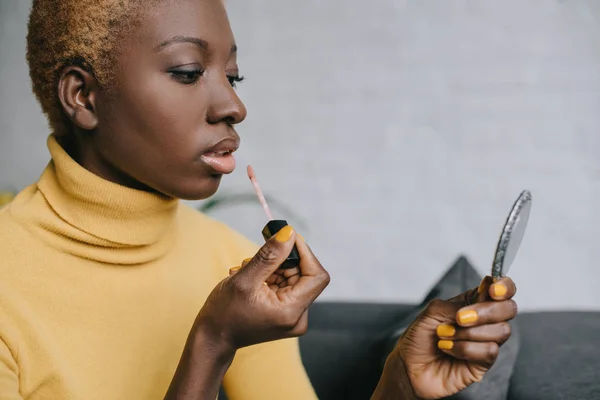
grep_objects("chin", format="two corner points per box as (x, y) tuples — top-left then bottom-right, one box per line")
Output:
(166, 175), (223, 201)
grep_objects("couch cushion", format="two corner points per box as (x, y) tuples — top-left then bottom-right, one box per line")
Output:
(509, 311), (600, 400)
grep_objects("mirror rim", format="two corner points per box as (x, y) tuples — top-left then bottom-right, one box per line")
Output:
(491, 190), (532, 278)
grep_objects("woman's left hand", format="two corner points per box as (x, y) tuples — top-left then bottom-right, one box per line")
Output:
(380, 276), (518, 399)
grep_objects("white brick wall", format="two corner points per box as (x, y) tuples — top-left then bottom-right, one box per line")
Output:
(1, 0), (599, 311)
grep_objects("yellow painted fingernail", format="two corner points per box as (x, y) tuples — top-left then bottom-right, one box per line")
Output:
(242, 258), (252, 265)
(457, 310), (478, 325)
(492, 283), (507, 297)
(436, 324), (456, 337)
(275, 225), (294, 242)
(229, 266), (241, 273)
(438, 340), (454, 350)
(298, 234), (305, 241)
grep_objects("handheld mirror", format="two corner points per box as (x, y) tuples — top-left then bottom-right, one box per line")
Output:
(491, 190), (532, 279)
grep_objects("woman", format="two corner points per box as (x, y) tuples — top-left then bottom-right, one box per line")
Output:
(0, 0), (518, 399)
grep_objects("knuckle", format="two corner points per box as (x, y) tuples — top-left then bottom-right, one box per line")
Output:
(487, 342), (499, 363)
(291, 319), (308, 336)
(256, 243), (279, 264)
(319, 270), (331, 286)
(280, 312), (300, 330)
(508, 299), (519, 318)
(500, 322), (512, 342)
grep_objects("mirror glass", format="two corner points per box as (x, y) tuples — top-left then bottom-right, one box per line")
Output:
(491, 190), (532, 278)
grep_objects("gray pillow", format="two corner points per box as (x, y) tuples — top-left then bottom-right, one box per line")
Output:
(380, 256), (520, 400)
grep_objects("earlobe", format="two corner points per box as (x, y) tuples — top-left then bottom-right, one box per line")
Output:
(57, 66), (99, 132)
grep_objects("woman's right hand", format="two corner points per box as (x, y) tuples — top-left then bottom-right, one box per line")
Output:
(194, 225), (331, 351)
(165, 226), (328, 399)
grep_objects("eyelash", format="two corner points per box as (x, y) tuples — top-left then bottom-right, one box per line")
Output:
(168, 68), (244, 88)
(228, 75), (244, 88)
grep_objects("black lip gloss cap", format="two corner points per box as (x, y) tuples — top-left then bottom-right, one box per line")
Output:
(261, 219), (300, 269)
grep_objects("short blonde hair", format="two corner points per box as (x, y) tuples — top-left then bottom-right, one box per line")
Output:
(26, 0), (159, 135)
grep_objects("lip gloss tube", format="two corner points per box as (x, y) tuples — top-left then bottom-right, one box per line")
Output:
(261, 219), (300, 269)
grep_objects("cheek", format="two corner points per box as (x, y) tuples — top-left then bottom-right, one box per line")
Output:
(100, 75), (209, 161)
(124, 75), (206, 137)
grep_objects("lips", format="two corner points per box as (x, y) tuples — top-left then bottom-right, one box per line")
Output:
(204, 149), (234, 157)
(204, 137), (240, 155)
(200, 136), (240, 175)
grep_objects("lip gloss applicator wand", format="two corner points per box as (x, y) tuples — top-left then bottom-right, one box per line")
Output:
(247, 165), (300, 269)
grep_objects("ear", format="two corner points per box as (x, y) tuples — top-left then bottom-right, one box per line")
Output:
(57, 66), (99, 132)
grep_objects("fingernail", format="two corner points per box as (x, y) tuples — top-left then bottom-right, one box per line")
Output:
(242, 257), (252, 265)
(263, 282), (268, 286)
(492, 283), (507, 297)
(457, 310), (478, 325)
(275, 225), (294, 242)
(298, 234), (305, 241)
(229, 266), (241, 274)
(436, 324), (456, 337)
(438, 340), (454, 350)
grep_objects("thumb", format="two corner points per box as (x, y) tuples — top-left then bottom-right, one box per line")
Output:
(422, 298), (462, 325)
(448, 276), (494, 306)
(236, 225), (297, 284)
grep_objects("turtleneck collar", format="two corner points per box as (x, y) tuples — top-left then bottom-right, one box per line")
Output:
(10, 135), (180, 265)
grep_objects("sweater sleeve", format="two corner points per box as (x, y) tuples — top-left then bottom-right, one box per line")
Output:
(0, 339), (22, 400)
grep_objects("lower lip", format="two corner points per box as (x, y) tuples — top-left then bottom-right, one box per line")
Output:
(200, 153), (236, 175)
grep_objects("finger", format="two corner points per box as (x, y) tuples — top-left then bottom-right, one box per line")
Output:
(447, 276), (492, 306)
(268, 272), (290, 287)
(436, 322), (512, 345)
(281, 266), (301, 279)
(489, 277), (517, 301)
(281, 237), (330, 308)
(288, 309), (309, 337)
(295, 234), (326, 277)
(456, 299), (518, 327)
(270, 267), (301, 287)
(476, 276), (493, 303)
(236, 225), (297, 284)
(229, 258), (252, 277)
(437, 340), (499, 367)
(229, 265), (241, 276)
(421, 298), (462, 325)
(241, 258), (252, 268)
(448, 287), (476, 304)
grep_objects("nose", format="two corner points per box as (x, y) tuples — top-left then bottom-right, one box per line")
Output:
(206, 75), (247, 125)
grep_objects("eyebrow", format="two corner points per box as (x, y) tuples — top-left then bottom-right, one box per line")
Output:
(155, 35), (238, 54)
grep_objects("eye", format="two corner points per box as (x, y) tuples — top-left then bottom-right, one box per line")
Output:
(228, 75), (244, 88)
(168, 66), (204, 85)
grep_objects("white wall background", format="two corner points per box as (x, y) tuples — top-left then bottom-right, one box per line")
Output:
(1, 0), (599, 311)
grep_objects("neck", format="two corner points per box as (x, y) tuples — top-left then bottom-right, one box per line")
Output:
(60, 131), (155, 192)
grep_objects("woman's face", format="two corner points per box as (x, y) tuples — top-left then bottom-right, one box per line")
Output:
(73, 0), (247, 200)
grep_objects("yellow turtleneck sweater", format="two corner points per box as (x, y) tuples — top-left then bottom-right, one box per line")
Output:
(0, 136), (317, 400)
